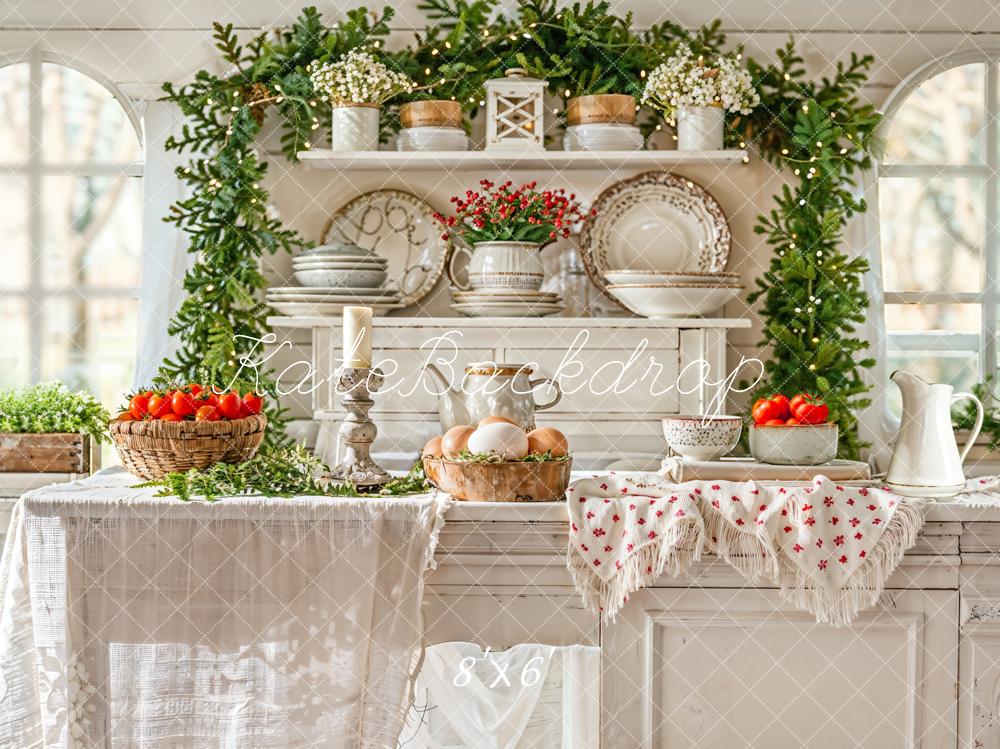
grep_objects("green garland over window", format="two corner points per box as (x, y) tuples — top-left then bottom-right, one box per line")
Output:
(158, 4), (881, 458)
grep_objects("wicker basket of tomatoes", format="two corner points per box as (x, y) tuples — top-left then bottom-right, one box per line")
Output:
(109, 385), (267, 480)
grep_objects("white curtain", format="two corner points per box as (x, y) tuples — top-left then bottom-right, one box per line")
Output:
(134, 99), (193, 387)
(401, 642), (600, 749)
(846, 166), (893, 467)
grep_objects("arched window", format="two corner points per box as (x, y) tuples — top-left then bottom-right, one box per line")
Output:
(0, 49), (142, 406)
(878, 53), (994, 411)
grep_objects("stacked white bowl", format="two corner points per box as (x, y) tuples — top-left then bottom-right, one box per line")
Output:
(564, 123), (644, 152)
(266, 243), (402, 316)
(292, 244), (389, 288)
(602, 270), (743, 319)
(396, 127), (469, 151)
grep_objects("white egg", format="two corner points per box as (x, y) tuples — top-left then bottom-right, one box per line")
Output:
(466, 422), (529, 460)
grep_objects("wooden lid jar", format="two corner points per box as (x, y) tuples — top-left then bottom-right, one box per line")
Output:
(399, 100), (463, 129)
(566, 94), (637, 126)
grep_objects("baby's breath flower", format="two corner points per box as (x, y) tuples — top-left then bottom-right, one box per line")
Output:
(307, 49), (414, 107)
(641, 43), (760, 124)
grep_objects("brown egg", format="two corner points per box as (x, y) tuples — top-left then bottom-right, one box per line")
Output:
(478, 415), (518, 428)
(441, 425), (475, 458)
(422, 435), (443, 459)
(526, 427), (569, 457)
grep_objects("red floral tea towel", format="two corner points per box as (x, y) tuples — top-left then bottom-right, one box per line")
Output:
(566, 473), (926, 625)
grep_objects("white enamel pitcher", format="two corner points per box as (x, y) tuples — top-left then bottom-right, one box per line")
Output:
(886, 370), (984, 498)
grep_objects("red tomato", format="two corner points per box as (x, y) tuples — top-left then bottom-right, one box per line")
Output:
(764, 418), (787, 426)
(116, 411), (135, 421)
(195, 390), (219, 408)
(752, 400), (780, 425)
(238, 399), (252, 417)
(218, 391), (242, 420)
(752, 397), (769, 413)
(242, 392), (263, 415)
(159, 412), (183, 422)
(195, 405), (221, 422)
(129, 392), (151, 420)
(148, 393), (173, 419)
(171, 390), (196, 417)
(793, 396), (829, 425)
(785, 417), (801, 426)
(769, 394), (791, 420)
(789, 393), (809, 414)
(186, 383), (204, 397)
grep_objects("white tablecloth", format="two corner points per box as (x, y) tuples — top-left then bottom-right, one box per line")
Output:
(0, 470), (447, 748)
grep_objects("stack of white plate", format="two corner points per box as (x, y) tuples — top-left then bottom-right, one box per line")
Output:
(564, 124), (644, 152)
(397, 127), (469, 152)
(268, 242), (403, 316)
(292, 244), (389, 288)
(266, 287), (403, 316)
(450, 289), (564, 318)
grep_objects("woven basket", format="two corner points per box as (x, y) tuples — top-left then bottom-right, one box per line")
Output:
(109, 414), (267, 480)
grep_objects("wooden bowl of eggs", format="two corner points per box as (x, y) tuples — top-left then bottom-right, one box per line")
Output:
(421, 416), (572, 502)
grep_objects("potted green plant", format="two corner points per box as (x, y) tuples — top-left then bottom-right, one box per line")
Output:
(434, 179), (586, 291)
(641, 42), (760, 150)
(388, 0), (502, 147)
(307, 48), (415, 151)
(0, 382), (109, 474)
(511, 0), (651, 145)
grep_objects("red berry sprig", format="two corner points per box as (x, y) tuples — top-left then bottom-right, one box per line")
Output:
(433, 179), (590, 246)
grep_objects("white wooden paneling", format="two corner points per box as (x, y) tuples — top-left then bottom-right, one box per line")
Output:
(602, 587), (959, 749)
(960, 597), (1000, 748)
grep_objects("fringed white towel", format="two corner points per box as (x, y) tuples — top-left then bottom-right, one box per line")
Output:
(0, 469), (448, 749)
(566, 472), (926, 626)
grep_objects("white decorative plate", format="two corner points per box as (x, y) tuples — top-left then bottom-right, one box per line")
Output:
(323, 189), (449, 309)
(267, 300), (404, 316)
(581, 172), (731, 307)
(451, 303), (563, 318)
(267, 286), (399, 298)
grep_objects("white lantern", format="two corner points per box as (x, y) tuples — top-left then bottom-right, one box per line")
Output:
(484, 68), (546, 152)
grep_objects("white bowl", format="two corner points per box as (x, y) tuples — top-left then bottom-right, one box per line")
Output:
(397, 127), (469, 151)
(292, 258), (388, 269)
(293, 268), (388, 288)
(607, 283), (743, 318)
(300, 243), (374, 258)
(603, 270), (741, 286)
(662, 415), (742, 460)
(564, 124), (644, 152)
(749, 423), (839, 465)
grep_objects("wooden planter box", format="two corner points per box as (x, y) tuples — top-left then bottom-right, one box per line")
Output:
(0, 433), (96, 474)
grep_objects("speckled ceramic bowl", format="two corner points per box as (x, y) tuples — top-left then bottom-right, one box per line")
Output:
(749, 423), (839, 465)
(662, 415), (742, 460)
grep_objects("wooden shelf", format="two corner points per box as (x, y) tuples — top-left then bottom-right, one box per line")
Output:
(295, 149), (749, 171)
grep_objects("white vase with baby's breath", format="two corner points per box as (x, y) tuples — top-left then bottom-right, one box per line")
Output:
(641, 43), (759, 151)
(308, 49), (414, 151)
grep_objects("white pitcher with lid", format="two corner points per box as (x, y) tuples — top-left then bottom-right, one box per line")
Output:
(886, 370), (984, 498)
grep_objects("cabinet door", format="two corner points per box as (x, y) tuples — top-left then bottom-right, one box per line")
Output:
(602, 587), (957, 749)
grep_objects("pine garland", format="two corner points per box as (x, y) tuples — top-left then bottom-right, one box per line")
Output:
(158, 8), (394, 442)
(743, 44), (882, 458)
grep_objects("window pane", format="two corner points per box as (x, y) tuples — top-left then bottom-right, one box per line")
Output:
(885, 303), (980, 333)
(42, 63), (139, 164)
(884, 63), (985, 165)
(0, 297), (29, 387)
(0, 63), (29, 163)
(42, 297), (136, 407)
(879, 176), (982, 293)
(885, 351), (979, 416)
(0, 175), (29, 289)
(41, 175), (142, 289)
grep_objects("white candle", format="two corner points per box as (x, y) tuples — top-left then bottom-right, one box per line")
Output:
(342, 306), (373, 368)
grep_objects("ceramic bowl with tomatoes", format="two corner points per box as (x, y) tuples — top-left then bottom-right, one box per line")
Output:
(749, 392), (838, 465)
